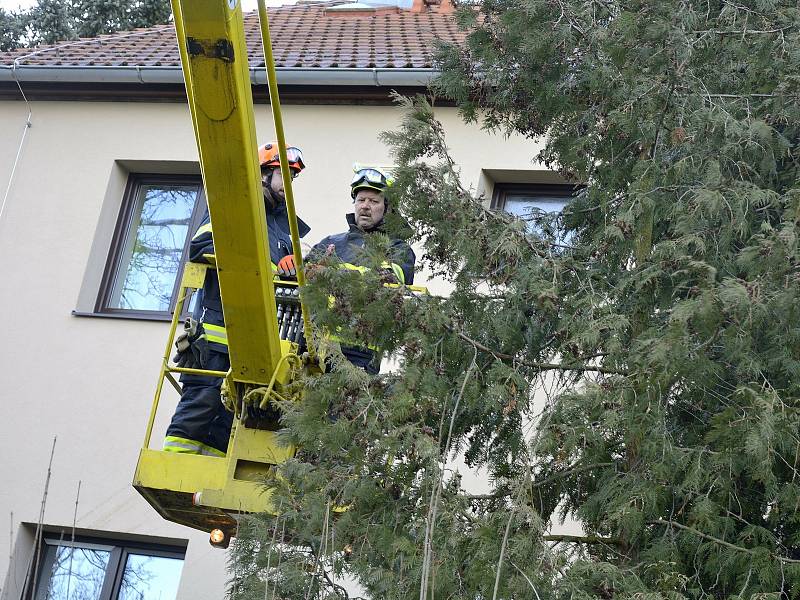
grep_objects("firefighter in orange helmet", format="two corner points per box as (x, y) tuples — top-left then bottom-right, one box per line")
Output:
(164, 142), (310, 456)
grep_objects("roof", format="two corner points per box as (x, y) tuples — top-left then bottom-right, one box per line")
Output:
(0, 1), (464, 70)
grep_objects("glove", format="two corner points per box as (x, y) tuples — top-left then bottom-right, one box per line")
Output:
(189, 334), (210, 370)
(172, 318), (209, 370)
(277, 254), (297, 279)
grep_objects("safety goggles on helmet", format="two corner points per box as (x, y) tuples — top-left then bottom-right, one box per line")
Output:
(351, 168), (390, 187)
(350, 167), (393, 199)
(259, 143), (306, 172)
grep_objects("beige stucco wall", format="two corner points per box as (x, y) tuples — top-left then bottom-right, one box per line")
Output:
(0, 97), (548, 599)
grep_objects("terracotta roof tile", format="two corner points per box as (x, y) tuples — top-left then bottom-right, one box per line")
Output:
(0, 2), (465, 69)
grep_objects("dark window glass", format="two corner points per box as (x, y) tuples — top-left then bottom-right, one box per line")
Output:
(98, 175), (204, 319)
(31, 536), (184, 600)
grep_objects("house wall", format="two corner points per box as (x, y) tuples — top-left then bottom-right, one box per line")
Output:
(0, 98), (548, 599)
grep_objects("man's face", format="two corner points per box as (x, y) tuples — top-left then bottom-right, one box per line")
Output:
(262, 167), (294, 201)
(354, 189), (386, 229)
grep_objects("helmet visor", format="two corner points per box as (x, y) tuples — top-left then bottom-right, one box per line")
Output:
(351, 168), (389, 189)
(285, 146), (305, 170)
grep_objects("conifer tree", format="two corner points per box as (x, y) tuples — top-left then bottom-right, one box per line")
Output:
(1, 0), (171, 50)
(0, 9), (28, 51)
(25, 0), (76, 46)
(230, 1), (800, 598)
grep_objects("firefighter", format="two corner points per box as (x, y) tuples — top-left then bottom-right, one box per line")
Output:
(163, 143), (310, 456)
(279, 166), (415, 374)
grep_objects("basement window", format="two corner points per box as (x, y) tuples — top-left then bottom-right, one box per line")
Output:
(29, 534), (184, 600)
(96, 174), (205, 320)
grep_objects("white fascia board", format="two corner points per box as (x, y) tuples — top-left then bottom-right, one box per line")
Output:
(0, 65), (438, 87)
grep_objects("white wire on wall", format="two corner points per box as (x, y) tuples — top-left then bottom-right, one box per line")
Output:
(0, 63), (32, 227)
(0, 24), (175, 228)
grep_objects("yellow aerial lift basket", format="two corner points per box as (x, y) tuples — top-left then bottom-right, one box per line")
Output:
(132, 0), (428, 544)
(133, 264), (307, 542)
(133, 0), (316, 543)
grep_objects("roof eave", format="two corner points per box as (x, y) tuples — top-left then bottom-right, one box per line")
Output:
(0, 65), (438, 87)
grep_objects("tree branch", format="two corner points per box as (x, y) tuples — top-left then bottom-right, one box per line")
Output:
(692, 27), (793, 35)
(466, 462), (615, 501)
(532, 462), (615, 489)
(451, 326), (628, 375)
(542, 534), (619, 545)
(650, 519), (800, 564)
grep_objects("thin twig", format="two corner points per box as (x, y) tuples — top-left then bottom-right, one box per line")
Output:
(542, 534), (619, 544)
(23, 436), (57, 600)
(264, 503), (282, 600)
(65, 480), (81, 600)
(420, 348), (477, 600)
(491, 467), (529, 600)
(509, 560), (542, 600)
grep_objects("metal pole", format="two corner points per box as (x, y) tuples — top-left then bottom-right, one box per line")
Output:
(256, 0), (316, 360)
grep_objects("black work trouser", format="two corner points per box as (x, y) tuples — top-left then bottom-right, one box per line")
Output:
(166, 349), (233, 454)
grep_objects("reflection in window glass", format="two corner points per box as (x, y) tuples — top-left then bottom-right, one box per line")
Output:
(503, 194), (567, 223)
(109, 185), (199, 311)
(37, 545), (110, 600)
(502, 193), (570, 243)
(118, 554), (183, 600)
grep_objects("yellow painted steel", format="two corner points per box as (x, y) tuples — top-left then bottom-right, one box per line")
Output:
(176, 0), (282, 386)
(135, 0), (307, 534)
(135, 0), (430, 538)
(134, 258), (298, 533)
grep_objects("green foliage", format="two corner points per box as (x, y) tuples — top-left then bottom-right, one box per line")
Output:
(2, 0), (171, 51)
(230, 2), (800, 598)
(0, 9), (28, 51)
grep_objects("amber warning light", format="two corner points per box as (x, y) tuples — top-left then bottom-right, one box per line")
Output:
(209, 528), (229, 548)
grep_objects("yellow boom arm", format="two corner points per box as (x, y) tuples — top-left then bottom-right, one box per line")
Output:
(175, 0), (282, 385)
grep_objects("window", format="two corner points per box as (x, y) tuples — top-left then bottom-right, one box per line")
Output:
(97, 175), (205, 319)
(492, 183), (575, 224)
(30, 534), (184, 600)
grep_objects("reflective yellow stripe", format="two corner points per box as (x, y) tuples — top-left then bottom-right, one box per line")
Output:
(340, 261), (404, 284)
(193, 222), (213, 239)
(202, 253), (217, 266)
(203, 323), (228, 346)
(272, 262), (278, 272)
(198, 443), (225, 457)
(341, 262), (369, 274)
(163, 436), (203, 453)
(163, 436), (226, 457)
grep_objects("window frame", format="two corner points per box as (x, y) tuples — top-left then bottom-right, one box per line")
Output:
(95, 173), (206, 321)
(491, 182), (578, 212)
(28, 531), (186, 600)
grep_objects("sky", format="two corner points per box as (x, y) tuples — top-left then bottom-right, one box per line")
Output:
(0, 0), (296, 11)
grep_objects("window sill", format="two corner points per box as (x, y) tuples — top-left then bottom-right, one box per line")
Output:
(72, 310), (172, 322)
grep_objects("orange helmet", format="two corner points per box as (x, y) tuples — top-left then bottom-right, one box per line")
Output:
(258, 142), (305, 173)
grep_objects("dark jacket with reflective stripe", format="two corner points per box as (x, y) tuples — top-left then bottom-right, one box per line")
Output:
(309, 213), (416, 367)
(309, 213), (415, 284)
(190, 200), (310, 346)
